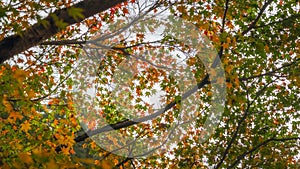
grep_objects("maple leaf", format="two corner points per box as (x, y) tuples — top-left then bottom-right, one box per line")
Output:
(18, 152), (33, 165)
(8, 111), (23, 123)
(0, 0), (299, 168)
(46, 159), (60, 169)
(61, 147), (70, 155)
(13, 69), (28, 83)
(226, 82), (233, 89)
(20, 120), (31, 133)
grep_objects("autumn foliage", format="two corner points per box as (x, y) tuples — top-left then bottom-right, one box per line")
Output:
(0, 0), (300, 168)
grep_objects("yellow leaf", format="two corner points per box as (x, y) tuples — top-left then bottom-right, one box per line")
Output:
(18, 152), (33, 165)
(2, 94), (13, 112)
(46, 159), (60, 169)
(234, 77), (240, 87)
(90, 141), (97, 149)
(222, 57), (230, 65)
(74, 157), (95, 165)
(177, 6), (186, 13)
(187, 57), (196, 66)
(0, 65), (6, 77)
(101, 160), (114, 169)
(225, 65), (233, 73)
(222, 43), (229, 49)
(20, 120), (31, 133)
(264, 45), (269, 52)
(65, 135), (76, 147)
(13, 69), (28, 83)
(13, 125), (18, 130)
(26, 89), (36, 99)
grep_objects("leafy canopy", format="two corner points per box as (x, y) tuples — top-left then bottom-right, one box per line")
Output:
(0, 0), (299, 168)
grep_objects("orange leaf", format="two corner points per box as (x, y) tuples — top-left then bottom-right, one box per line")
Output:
(8, 111), (23, 122)
(61, 147), (70, 155)
(20, 120), (31, 133)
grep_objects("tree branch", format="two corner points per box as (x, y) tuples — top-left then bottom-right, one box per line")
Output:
(74, 75), (210, 142)
(228, 137), (300, 168)
(241, 0), (274, 35)
(221, 0), (230, 33)
(254, 14), (300, 29)
(40, 39), (87, 46)
(239, 58), (300, 81)
(215, 80), (274, 169)
(115, 157), (132, 168)
(211, 0), (230, 68)
(0, 0), (127, 64)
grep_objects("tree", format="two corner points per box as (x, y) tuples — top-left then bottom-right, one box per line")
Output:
(0, 0), (299, 168)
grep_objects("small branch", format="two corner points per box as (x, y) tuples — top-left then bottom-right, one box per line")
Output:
(221, 0), (230, 33)
(130, 159), (136, 169)
(40, 40), (86, 46)
(242, 0), (274, 35)
(254, 14), (300, 29)
(239, 58), (300, 81)
(133, 117), (195, 158)
(215, 81), (274, 169)
(211, 0), (230, 68)
(115, 157), (132, 168)
(96, 130), (149, 160)
(31, 71), (73, 102)
(228, 137), (300, 168)
(214, 101), (251, 168)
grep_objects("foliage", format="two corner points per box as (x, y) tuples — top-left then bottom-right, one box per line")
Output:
(0, 0), (299, 168)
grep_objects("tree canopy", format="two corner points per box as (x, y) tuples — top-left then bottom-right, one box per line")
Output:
(0, 0), (299, 168)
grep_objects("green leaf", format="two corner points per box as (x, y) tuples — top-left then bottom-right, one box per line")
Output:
(51, 14), (68, 29)
(67, 7), (85, 21)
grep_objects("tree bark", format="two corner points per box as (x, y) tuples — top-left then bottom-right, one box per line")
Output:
(0, 0), (127, 64)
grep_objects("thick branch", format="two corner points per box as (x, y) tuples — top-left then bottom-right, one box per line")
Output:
(0, 0), (127, 64)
